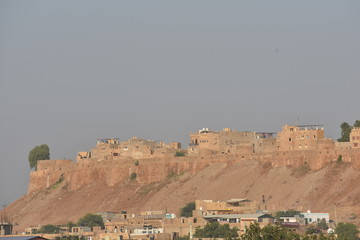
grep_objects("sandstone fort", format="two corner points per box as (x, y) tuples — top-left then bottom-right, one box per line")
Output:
(29, 124), (360, 194)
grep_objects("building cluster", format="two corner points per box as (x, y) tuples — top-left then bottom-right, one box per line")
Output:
(77, 137), (182, 162)
(189, 125), (360, 155)
(76, 125), (360, 163)
(1, 198), (331, 240)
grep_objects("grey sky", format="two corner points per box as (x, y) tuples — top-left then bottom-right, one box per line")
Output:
(0, 1), (359, 207)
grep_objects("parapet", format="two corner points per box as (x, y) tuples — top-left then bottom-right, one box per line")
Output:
(37, 159), (73, 171)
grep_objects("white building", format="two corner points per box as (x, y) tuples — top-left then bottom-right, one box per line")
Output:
(301, 211), (330, 223)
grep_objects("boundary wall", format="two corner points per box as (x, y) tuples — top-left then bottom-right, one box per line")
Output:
(28, 148), (360, 194)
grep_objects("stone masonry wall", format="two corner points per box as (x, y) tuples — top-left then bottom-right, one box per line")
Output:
(28, 149), (360, 194)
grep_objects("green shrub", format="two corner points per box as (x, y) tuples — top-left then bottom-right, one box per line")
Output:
(130, 172), (137, 180)
(337, 155), (343, 163)
(77, 213), (104, 229)
(175, 235), (190, 240)
(335, 222), (359, 240)
(175, 151), (185, 157)
(275, 209), (301, 220)
(180, 202), (195, 217)
(50, 174), (64, 190)
(194, 222), (239, 239)
(317, 219), (329, 230)
(134, 160), (139, 166)
(38, 224), (61, 234)
(349, 213), (357, 220)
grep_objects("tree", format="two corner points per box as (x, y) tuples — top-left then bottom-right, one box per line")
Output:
(274, 209), (301, 219)
(66, 221), (76, 232)
(335, 222), (359, 240)
(241, 222), (262, 240)
(305, 226), (322, 235)
(38, 224), (60, 234)
(28, 144), (50, 170)
(194, 222), (239, 239)
(242, 222), (301, 240)
(261, 224), (300, 240)
(77, 213), (104, 229)
(180, 202), (195, 217)
(317, 219), (329, 230)
(338, 122), (353, 142)
(175, 235), (190, 240)
(354, 120), (360, 128)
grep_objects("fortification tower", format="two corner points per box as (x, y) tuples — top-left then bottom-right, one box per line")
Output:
(350, 127), (360, 148)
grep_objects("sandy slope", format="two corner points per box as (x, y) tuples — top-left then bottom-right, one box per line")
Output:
(4, 160), (360, 233)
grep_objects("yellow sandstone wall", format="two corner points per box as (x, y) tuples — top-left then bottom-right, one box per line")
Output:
(28, 148), (360, 195)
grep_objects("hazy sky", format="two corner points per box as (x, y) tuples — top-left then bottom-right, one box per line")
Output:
(1, 1), (359, 207)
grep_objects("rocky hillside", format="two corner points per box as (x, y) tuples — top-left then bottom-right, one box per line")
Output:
(4, 159), (360, 233)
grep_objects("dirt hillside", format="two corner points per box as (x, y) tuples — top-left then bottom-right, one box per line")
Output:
(4, 159), (360, 233)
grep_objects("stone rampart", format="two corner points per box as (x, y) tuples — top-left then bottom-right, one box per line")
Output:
(37, 159), (73, 171)
(27, 149), (360, 194)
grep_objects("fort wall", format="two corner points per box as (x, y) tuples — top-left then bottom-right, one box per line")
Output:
(28, 147), (360, 195)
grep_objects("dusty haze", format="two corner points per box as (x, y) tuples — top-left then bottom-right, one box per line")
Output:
(0, 1), (360, 207)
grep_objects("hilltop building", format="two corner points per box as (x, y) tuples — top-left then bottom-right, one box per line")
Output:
(75, 124), (360, 162)
(188, 128), (277, 155)
(276, 125), (326, 151)
(77, 137), (181, 161)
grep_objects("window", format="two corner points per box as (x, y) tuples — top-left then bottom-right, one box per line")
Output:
(289, 138), (292, 141)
